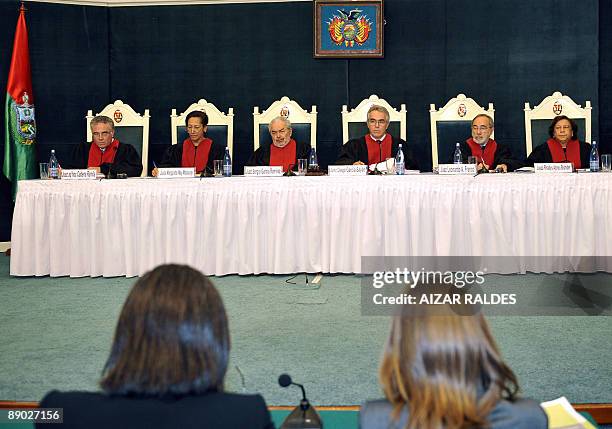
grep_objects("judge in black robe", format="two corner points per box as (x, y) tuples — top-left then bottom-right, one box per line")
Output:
(452, 114), (523, 172)
(158, 140), (225, 174)
(526, 116), (591, 169)
(335, 104), (419, 170)
(65, 115), (142, 177)
(65, 141), (143, 177)
(155, 111), (225, 176)
(337, 135), (419, 170)
(246, 116), (311, 171)
(454, 140), (524, 172)
(527, 140), (591, 168)
(247, 140), (311, 170)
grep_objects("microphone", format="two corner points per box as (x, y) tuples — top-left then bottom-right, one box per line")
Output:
(284, 164), (296, 177)
(278, 373), (294, 388)
(200, 166), (213, 179)
(278, 374), (322, 429)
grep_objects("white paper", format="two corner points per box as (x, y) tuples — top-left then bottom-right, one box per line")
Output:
(328, 165), (368, 176)
(243, 166), (284, 177)
(156, 168), (196, 178)
(60, 169), (98, 180)
(534, 163), (573, 173)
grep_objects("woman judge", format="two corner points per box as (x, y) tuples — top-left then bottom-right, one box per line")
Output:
(527, 115), (591, 169)
(153, 110), (224, 176)
(37, 264), (273, 429)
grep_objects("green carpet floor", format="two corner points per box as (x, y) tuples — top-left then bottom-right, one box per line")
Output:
(1, 255), (611, 408)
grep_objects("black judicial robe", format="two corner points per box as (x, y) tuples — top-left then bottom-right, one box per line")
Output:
(37, 390), (274, 429)
(64, 141), (143, 177)
(158, 140), (225, 174)
(336, 135), (419, 170)
(246, 140), (311, 170)
(527, 140), (591, 168)
(454, 140), (525, 172)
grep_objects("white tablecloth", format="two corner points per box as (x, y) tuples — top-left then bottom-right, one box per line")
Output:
(10, 173), (612, 277)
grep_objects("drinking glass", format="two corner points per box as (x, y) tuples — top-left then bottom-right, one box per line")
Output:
(297, 159), (307, 175)
(213, 160), (223, 177)
(601, 154), (611, 172)
(39, 163), (49, 179)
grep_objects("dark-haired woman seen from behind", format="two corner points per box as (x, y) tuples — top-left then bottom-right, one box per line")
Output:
(37, 264), (274, 429)
(360, 287), (547, 429)
(527, 115), (591, 169)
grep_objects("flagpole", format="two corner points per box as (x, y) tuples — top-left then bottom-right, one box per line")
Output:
(3, 0), (37, 199)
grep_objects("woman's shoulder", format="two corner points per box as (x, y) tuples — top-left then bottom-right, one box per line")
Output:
(490, 398), (548, 429)
(40, 389), (266, 407)
(38, 390), (272, 429)
(360, 399), (406, 429)
(360, 397), (547, 429)
(40, 390), (102, 407)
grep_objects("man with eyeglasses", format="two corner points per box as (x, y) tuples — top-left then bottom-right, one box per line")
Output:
(246, 116), (311, 172)
(456, 114), (521, 173)
(65, 115), (142, 177)
(336, 105), (418, 170)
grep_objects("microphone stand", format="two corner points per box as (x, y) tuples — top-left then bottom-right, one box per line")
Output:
(278, 374), (322, 429)
(369, 140), (383, 175)
(200, 166), (214, 180)
(284, 164), (296, 176)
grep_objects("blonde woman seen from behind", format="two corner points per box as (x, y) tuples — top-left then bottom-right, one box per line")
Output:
(360, 287), (547, 429)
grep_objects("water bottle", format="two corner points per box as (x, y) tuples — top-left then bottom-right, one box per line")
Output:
(395, 144), (405, 175)
(453, 142), (462, 164)
(223, 147), (232, 177)
(308, 147), (318, 171)
(590, 140), (600, 172)
(49, 149), (59, 179)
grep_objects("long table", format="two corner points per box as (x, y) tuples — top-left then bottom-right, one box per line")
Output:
(10, 173), (612, 277)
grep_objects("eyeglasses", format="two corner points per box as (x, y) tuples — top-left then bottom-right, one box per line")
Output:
(93, 131), (111, 137)
(368, 119), (387, 126)
(471, 126), (490, 131)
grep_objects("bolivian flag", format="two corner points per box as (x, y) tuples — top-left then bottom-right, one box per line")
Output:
(3, 5), (37, 200)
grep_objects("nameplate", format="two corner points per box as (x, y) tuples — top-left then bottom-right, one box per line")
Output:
(60, 169), (98, 180)
(328, 165), (368, 176)
(438, 164), (477, 175)
(244, 166), (284, 177)
(534, 163), (573, 174)
(157, 168), (196, 178)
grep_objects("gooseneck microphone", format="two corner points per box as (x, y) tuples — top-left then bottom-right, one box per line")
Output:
(369, 139), (384, 175)
(278, 374), (322, 428)
(284, 164), (296, 177)
(278, 374), (307, 406)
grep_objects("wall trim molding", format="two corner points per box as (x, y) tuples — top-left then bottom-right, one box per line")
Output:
(1, 402), (611, 424)
(26, 0), (308, 7)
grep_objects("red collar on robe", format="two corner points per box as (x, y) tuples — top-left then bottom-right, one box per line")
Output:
(546, 138), (582, 169)
(88, 139), (120, 168)
(181, 138), (213, 173)
(269, 139), (297, 172)
(366, 134), (392, 164)
(466, 138), (497, 168)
